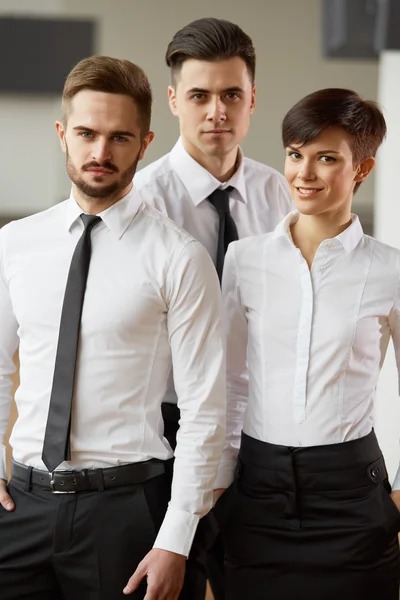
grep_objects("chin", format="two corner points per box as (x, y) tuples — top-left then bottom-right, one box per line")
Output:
(294, 202), (323, 216)
(203, 142), (234, 157)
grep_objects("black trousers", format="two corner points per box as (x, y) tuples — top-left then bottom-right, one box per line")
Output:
(216, 430), (400, 600)
(162, 402), (220, 600)
(0, 462), (172, 600)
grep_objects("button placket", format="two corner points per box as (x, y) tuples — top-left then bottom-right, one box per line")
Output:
(292, 252), (313, 424)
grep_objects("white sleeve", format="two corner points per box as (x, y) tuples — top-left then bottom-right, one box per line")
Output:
(153, 240), (226, 556)
(0, 225), (19, 480)
(388, 274), (400, 491)
(214, 242), (248, 489)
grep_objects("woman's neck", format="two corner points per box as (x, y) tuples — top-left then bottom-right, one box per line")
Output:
(290, 212), (352, 268)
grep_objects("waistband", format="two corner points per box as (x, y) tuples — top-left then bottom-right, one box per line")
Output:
(238, 430), (387, 491)
(12, 458), (171, 494)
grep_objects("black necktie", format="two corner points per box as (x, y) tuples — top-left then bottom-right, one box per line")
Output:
(208, 186), (238, 282)
(42, 214), (101, 472)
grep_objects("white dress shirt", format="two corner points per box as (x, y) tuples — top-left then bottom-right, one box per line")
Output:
(0, 187), (226, 556)
(217, 211), (400, 491)
(134, 137), (293, 404)
(134, 137), (293, 264)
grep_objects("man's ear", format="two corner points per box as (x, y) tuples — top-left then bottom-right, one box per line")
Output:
(55, 121), (67, 153)
(250, 83), (256, 115)
(138, 131), (155, 161)
(168, 86), (179, 117)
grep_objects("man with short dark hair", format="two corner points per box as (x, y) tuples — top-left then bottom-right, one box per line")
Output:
(0, 55), (226, 600)
(134, 17), (293, 600)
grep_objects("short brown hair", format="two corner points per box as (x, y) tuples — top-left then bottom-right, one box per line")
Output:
(62, 55), (152, 137)
(282, 88), (386, 192)
(166, 18), (256, 83)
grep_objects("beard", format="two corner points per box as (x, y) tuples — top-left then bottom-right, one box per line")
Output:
(65, 144), (141, 200)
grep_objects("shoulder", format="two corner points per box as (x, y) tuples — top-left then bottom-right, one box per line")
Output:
(366, 235), (400, 269)
(133, 154), (182, 214)
(0, 200), (68, 241)
(137, 203), (213, 276)
(138, 202), (195, 246)
(228, 232), (274, 265)
(242, 156), (292, 210)
(242, 156), (287, 185)
(134, 153), (174, 189)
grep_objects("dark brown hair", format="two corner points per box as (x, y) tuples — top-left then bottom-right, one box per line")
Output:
(62, 55), (152, 137)
(282, 88), (386, 191)
(166, 18), (255, 83)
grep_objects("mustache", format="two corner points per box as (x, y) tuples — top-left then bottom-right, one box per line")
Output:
(82, 161), (118, 173)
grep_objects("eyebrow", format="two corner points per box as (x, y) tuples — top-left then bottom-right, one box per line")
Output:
(186, 86), (245, 95)
(73, 126), (136, 138)
(287, 144), (340, 154)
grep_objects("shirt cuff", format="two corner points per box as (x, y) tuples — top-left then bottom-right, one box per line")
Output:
(153, 506), (199, 557)
(1, 445), (7, 480)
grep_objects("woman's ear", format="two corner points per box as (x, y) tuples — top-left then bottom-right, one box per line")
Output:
(354, 157), (375, 183)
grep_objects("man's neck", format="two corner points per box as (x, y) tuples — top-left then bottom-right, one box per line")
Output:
(182, 139), (240, 183)
(72, 182), (133, 215)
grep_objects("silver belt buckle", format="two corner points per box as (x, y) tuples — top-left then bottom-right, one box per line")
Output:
(49, 471), (77, 494)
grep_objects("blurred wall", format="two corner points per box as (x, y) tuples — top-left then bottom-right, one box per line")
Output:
(0, 0), (379, 220)
(0, 0), (67, 215)
(374, 51), (400, 485)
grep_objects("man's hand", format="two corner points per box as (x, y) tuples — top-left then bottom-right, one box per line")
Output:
(123, 548), (186, 599)
(0, 479), (14, 511)
(213, 488), (226, 505)
(390, 489), (400, 512)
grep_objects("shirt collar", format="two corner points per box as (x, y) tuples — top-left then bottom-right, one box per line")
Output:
(169, 137), (248, 206)
(65, 185), (143, 239)
(272, 211), (364, 255)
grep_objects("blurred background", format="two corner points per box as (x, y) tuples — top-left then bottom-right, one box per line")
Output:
(1, 5), (400, 591)
(0, 0), (387, 228)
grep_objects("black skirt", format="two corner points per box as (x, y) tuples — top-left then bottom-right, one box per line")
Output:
(216, 430), (400, 600)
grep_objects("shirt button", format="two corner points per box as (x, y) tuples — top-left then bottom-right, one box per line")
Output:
(326, 242), (332, 248)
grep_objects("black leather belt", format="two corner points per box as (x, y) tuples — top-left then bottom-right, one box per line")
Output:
(12, 459), (170, 494)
